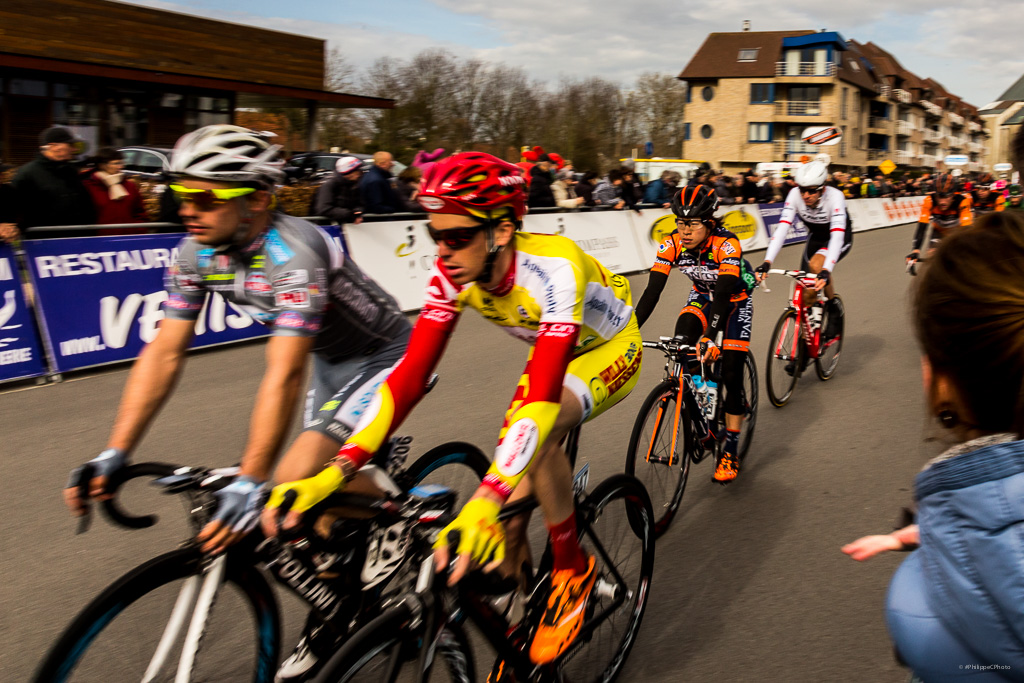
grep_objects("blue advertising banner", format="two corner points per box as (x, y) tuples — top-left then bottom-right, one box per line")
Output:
(0, 244), (47, 381)
(758, 202), (808, 246)
(24, 234), (270, 373)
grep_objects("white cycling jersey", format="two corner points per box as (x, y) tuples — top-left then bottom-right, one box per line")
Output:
(765, 186), (849, 272)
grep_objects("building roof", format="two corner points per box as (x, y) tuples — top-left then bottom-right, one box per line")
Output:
(1005, 110), (1024, 126)
(836, 41), (882, 91)
(996, 73), (1024, 103)
(679, 30), (814, 79)
(781, 32), (848, 52)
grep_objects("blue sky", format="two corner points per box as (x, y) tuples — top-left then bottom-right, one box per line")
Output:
(123, 0), (1022, 107)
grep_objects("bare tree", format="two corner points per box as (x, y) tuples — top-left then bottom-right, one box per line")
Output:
(625, 73), (688, 158)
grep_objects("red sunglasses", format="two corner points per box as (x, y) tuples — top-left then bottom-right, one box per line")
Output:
(426, 223), (487, 250)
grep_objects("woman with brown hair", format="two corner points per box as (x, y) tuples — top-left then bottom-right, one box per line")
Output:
(842, 210), (1024, 681)
(83, 147), (149, 234)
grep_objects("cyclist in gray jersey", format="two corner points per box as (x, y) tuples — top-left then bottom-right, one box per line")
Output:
(65, 126), (411, 567)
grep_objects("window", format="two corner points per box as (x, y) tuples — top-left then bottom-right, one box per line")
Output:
(750, 83), (775, 104)
(841, 88), (848, 119)
(701, 86), (714, 102)
(849, 60), (860, 72)
(683, 123), (691, 140)
(789, 86), (821, 102)
(748, 123), (772, 143)
(840, 126), (847, 157)
(686, 87), (692, 104)
(701, 124), (713, 139)
(738, 48), (759, 62)
(10, 78), (47, 96)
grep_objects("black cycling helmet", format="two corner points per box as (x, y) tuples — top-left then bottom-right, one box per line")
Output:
(671, 185), (719, 220)
(933, 173), (955, 196)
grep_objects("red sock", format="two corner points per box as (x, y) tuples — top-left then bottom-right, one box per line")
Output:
(548, 514), (587, 573)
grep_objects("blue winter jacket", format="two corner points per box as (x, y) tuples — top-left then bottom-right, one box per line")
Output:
(887, 435), (1024, 682)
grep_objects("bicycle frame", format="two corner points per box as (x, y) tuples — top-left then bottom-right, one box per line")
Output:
(767, 269), (835, 361)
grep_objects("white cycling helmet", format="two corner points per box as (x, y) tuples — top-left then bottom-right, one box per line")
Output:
(335, 156), (362, 175)
(171, 124), (284, 187)
(794, 160), (829, 188)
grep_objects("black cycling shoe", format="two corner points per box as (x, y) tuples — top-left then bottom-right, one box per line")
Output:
(784, 354), (809, 377)
(824, 298), (843, 339)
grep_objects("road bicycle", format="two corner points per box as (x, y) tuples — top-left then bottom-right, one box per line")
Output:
(312, 424), (655, 683)
(33, 435), (489, 683)
(625, 337), (758, 537)
(763, 269), (845, 407)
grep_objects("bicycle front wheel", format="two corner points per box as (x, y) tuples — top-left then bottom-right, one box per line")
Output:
(559, 474), (655, 683)
(728, 351), (759, 461)
(624, 379), (691, 538)
(313, 604), (474, 683)
(815, 295), (844, 381)
(404, 441), (489, 506)
(33, 547), (279, 683)
(766, 309), (804, 407)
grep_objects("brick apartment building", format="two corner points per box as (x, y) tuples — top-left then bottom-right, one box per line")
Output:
(678, 28), (989, 175)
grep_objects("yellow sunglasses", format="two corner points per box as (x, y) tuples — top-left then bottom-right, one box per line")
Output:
(169, 184), (257, 211)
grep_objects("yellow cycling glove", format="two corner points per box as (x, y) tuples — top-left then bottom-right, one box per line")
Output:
(433, 497), (505, 567)
(265, 465), (346, 515)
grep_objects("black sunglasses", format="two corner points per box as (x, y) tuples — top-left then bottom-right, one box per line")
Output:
(426, 223), (488, 250)
(799, 186), (824, 195)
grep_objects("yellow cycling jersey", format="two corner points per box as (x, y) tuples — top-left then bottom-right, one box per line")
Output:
(425, 232), (634, 353)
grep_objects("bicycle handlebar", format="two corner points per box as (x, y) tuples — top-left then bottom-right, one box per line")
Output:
(97, 462), (191, 529)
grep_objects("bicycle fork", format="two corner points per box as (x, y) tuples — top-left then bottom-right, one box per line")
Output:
(142, 554), (226, 683)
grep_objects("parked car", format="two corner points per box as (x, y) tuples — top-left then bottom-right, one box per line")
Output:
(118, 146), (172, 179)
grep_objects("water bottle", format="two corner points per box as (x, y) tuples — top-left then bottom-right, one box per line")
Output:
(703, 379), (718, 421)
(808, 305), (823, 331)
(692, 375), (707, 415)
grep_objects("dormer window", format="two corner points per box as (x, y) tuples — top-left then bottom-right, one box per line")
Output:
(738, 49), (759, 62)
(848, 60), (860, 72)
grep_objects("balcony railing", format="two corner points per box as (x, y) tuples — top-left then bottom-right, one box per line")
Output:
(920, 154), (937, 167)
(896, 120), (913, 136)
(948, 113), (965, 127)
(948, 136), (966, 149)
(775, 61), (837, 77)
(868, 116), (891, 129)
(924, 129), (943, 143)
(920, 100), (943, 117)
(867, 149), (889, 160)
(894, 150), (917, 164)
(878, 84), (891, 98)
(968, 121), (982, 133)
(774, 100), (827, 116)
(893, 88), (912, 104)
(773, 140), (828, 157)
(969, 141), (984, 153)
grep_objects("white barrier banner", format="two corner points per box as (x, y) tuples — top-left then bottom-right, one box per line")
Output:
(630, 205), (768, 265)
(525, 211), (649, 273)
(342, 217), (435, 311)
(883, 196), (925, 226)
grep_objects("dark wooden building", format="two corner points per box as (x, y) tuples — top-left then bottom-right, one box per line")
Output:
(0, 0), (393, 162)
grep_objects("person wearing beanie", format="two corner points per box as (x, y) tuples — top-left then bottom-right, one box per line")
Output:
(527, 153), (557, 208)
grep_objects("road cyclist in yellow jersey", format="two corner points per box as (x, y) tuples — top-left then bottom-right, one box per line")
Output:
(262, 151), (645, 674)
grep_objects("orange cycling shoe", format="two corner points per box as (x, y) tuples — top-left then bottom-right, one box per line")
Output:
(487, 658), (514, 683)
(713, 451), (740, 484)
(529, 555), (597, 664)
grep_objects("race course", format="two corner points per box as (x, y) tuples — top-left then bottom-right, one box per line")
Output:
(1, 223), (938, 682)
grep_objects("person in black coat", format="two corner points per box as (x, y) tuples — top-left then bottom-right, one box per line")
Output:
(527, 154), (557, 208)
(313, 156), (365, 224)
(4, 127), (96, 240)
(360, 151), (403, 214)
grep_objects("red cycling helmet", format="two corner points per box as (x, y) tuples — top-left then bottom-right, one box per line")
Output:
(417, 152), (527, 221)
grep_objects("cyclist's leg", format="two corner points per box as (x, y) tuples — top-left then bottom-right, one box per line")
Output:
(713, 299), (751, 482)
(674, 290), (709, 375)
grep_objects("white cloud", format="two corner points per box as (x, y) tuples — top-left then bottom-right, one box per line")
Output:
(122, 0), (1019, 105)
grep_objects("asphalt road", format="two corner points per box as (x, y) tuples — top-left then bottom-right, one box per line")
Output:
(1, 223), (937, 682)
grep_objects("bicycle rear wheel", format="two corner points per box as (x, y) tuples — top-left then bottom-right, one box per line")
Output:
(558, 474), (655, 683)
(815, 295), (844, 381)
(766, 309), (804, 407)
(33, 547), (279, 683)
(313, 604), (474, 683)
(624, 379), (691, 538)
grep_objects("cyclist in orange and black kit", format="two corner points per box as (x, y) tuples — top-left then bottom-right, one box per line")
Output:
(970, 182), (1006, 216)
(634, 184), (756, 484)
(907, 173), (972, 268)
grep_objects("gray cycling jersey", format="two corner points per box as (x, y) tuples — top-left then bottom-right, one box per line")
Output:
(164, 213), (409, 360)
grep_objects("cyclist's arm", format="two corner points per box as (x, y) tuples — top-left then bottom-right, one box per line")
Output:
(912, 195), (933, 251)
(481, 321), (580, 500)
(822, 193), (848, 272)
(764, 189), (799, 264)
(634, 236), (677, 327)
(704, 239), (741, 342)
(239, 335), (314, 480)
(106, 317), (195, 453)
(335, 266), (462, 470)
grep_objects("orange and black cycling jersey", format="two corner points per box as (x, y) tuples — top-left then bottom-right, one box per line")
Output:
(651, 227), (756, 302)
(971, 191), (1005, 214)
(918, 193), (972, 231)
